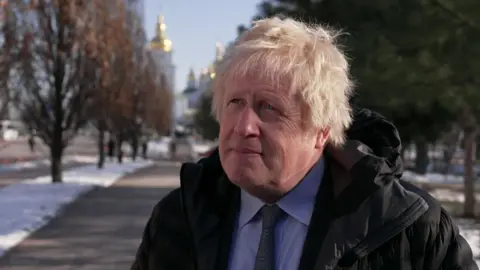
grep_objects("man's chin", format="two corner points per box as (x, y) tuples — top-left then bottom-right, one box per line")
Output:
(226, 170), (260, 187)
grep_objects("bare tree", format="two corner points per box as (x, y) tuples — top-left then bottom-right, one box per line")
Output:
(142, 62), (173, 137)
(105, 8), (137, 163)
(127, 52), (173, 160)
(122, 9), (147, 161)
(85, 0), (129, 168)
(9, 0), (95, 182)
(0, 2), (19, 120)
(460, 106), (477, 217)
(84, 1), (173, 163)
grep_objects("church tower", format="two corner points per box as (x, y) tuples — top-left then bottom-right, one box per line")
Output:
(148, 15), (175, 90)
(187, 68), (197, 89)
(147, 15), (176, 135)
(149, 15), (172, 52)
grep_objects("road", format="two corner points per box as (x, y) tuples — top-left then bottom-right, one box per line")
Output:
(0, 161), (180, 270)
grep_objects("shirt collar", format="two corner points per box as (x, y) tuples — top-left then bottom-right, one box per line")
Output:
(238, 158), (325, 228)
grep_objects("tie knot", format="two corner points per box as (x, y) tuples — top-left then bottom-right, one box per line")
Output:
(260, 204), (284, 229)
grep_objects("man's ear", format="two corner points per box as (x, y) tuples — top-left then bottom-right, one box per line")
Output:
(315, 128), (330, 149)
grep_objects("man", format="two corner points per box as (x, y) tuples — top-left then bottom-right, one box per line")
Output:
(132, 17), (477, 270)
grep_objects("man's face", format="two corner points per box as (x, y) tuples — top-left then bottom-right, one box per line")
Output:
(218, 77), (329, 197)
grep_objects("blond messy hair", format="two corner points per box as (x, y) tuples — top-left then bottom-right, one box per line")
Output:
(211, 16), (353, 146)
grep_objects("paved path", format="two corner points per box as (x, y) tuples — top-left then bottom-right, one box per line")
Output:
(0, 162), (181, 270)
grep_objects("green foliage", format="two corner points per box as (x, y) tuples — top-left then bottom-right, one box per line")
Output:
(251, 0), (480, 143)
(194, 92), (219, 140)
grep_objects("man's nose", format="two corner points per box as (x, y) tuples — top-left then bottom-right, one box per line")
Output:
(233, 107), (260, 137)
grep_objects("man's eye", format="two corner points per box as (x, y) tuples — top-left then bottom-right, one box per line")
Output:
(261, 102), (275, 111)
(228, 98), (242, 105)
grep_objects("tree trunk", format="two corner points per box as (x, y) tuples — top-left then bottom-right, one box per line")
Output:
(97, 127), (105, 169)
(51, 89), (63, 183)
(441, 126), (461, 175)
(131, 136), (138, 161)
(463, 127), (476, 217)
(50, 133), (63, 183)
(414, 138), (429, 175)
(116, 133), (123, 164)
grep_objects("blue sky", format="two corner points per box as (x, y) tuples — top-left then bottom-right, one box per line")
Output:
(143, 0), (261, 93)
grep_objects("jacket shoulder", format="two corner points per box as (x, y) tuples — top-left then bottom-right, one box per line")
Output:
(149, 188), (185, 234)
(399, 180), (477, 269)
(400, 180), (443, 223)
(135, 188), (193, 269)
(400, 179), (453, 237)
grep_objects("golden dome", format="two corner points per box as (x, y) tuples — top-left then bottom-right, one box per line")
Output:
(208, 63), (215, 78)
(149, 15), (172, 52)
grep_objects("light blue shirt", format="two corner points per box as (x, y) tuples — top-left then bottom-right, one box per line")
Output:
(229, 158), (324, 270)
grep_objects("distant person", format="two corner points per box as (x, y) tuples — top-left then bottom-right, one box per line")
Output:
(28, 136), (35, 153)
(107, 137), (115, 161)
(132, 17), (477, 270)
(169, 140), (177, 160)
(141, 139), (148, 160)
(117, 140), (124, 163)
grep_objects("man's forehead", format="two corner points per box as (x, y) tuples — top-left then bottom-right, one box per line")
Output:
(226, 74), (292, 95)
(226, 84), (295, 102)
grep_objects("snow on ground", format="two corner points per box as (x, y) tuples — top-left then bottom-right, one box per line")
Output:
(146, 140), (171, 159)
(402, 170), (480, 203)
(0, 155), (98, 172)
(457, 219), (480, 267)
(403, 170), (469, 185)
(427, 188), (480, 203)
(0, 158), (152, 258)
(403, 170), (479, 265)
(190, 142), (214, 155)
(146, 138), (216, 160)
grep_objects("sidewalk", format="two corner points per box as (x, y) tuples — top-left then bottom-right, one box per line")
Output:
(0, 162), (181, 270)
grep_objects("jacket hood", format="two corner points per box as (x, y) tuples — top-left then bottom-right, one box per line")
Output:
(336, 107), (404, 178)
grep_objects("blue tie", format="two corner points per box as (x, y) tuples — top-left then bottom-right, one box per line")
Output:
(253, 204), (284, 270)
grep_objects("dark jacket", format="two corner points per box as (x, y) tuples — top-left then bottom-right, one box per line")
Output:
(132, 108), (478, 270)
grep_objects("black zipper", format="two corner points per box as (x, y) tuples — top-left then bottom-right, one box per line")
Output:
(337, 198), (429, 267)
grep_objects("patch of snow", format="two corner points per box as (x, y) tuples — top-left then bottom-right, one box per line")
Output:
(457, 219), (480, 267)
(191, 143), (212, 154)
(0, 158), (152, 258)
(402, 170), (480, 204)
(147, 141), (171, 159)
(0, 155), (98, 172)
(402, 170), (468, 184)
(426, 189), (480, 204)
(403, 171), (479, 265)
